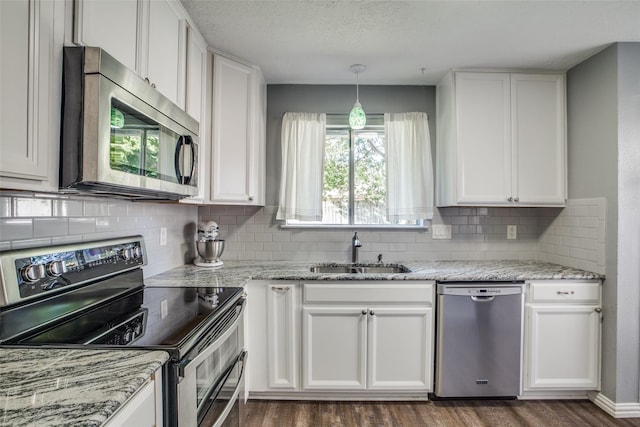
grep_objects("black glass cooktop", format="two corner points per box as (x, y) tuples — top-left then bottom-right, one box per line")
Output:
(0, 270), (242, 351)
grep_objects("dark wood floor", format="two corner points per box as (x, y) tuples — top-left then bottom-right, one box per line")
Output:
(244, 400), (640, 427)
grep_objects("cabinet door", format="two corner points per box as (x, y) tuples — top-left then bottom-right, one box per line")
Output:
(302, 306), (367, 390)
(185, 24), (206, 123)
(525, 304), (600, 390)
(104, 369), (163, 427)
(211, 55), (254, 203)
(74, 0), (141, 73)
(455, 72), (512, 204)
(145, 0), (183, 106)
(267, 283), (299, 390)
(245, 282), (268, 393)
(511, 74), (566, 205)
(1, 0), (62, 190)
(367, 306), (433, 391)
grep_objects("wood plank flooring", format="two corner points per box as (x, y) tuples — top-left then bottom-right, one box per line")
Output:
(244, 400), (640, 427)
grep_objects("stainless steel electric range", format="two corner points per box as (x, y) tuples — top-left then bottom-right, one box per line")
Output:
(0, 236), (245, 427)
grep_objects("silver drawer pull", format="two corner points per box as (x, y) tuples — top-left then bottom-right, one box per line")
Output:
(271, 286), (290, 292)
(595, 307), (602, 313)
(361, 309), (368, 315)
(556, 291), (575, 295)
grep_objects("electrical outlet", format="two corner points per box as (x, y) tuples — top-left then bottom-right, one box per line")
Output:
(432, 224), (452, 239)
(160, 299), (168, 319)
(160, 227), (167, 246)
(507, 225), (517, 240)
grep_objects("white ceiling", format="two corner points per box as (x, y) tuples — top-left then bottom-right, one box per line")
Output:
(180, 0), (640, 85)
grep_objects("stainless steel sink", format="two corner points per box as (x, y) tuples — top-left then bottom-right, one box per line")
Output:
(310, 264), (410, 274)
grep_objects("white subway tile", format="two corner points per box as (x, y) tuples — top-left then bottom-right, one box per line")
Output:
(69, 218), (96, 234)
(84, 201), (110, 217)
(0, 218), (33, 240)
(0, 197), (12, 218)
(52, 199), (83, 217)
(14, 198), (52, 217)
(579, 217), (598, 228)
(34, 218), (69, 238)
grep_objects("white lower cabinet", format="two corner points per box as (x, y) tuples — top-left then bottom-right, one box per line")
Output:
(246, 280), (300, 393)
(524, 281), (601, 391)
(246, 280), (435, 397)
(302, 282), (434, 392)
(104, 367), (163, 427)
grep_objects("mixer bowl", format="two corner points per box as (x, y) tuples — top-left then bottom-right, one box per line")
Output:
(196, 239), (225, 263)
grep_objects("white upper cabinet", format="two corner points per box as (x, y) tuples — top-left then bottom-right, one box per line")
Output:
(209, 54), (266, 205)
(73, 0), (141, 73)
(145, 0), (184, 106)
(436, 71), (566, 207)
(74, 0), (187, 106)
(0, 0), (64, 192)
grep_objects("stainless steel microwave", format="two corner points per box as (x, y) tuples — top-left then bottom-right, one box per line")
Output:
(60, 46), (199, 200)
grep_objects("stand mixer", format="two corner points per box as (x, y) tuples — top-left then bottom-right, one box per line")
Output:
(194, 221), (225, 268)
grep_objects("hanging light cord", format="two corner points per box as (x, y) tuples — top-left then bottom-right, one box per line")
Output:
(356, 71), (360, 103)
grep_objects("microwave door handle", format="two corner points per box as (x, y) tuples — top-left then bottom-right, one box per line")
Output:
(174, 135), (186, 184)
(184, 135), (196, 185)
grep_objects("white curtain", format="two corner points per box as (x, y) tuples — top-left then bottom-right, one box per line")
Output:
(384, 112), (434, 221)
(276, 112), (326, 221)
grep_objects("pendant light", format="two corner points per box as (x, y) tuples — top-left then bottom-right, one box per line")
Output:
(349, 64), (366, 130)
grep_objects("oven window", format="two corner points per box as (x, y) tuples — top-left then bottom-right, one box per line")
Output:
(196, 327), (239, 414)
(109, 99), (181, 184)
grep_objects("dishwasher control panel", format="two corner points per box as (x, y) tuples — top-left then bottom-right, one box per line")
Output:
(437, 283), (524, 296)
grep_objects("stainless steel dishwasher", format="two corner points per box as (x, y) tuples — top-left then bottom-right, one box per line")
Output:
(435, 282), (524, 398)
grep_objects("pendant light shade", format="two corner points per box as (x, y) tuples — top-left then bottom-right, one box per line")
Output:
(349, 64), (366, 129)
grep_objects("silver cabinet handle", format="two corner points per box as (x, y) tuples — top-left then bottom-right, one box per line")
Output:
(514, 197), (520, 202)
(271, 286), (290, 292)
(595, 307), (602, 313)
(248, 196), (254, 201)
(369, 310), (375, 316)
(556, 291), (575, 295)
(507, 197), (513, 202)
(361, 309), (367, 315)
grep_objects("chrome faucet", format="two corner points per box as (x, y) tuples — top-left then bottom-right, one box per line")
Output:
(351, 232), (362, 263)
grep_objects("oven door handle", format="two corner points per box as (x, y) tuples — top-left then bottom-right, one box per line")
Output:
(211, 350), (246, 427)
(178, 297), (246, 380)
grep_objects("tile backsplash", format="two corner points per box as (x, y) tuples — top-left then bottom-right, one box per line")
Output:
(198, 205), (544, 263)
(0, 193), (198, 277)
(538, 198), (606, 274)
(0, 193), (607, 276)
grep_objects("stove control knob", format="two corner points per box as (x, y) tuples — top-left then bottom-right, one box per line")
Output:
(20, 264), (45, 282)
(133, 246), (143, 259)
(46, 260), (66, 277)
(120, 248), (134, 261)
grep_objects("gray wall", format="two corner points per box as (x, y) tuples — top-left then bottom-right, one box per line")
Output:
(265, 85), (436, 205)
(567, 42), (640, 403)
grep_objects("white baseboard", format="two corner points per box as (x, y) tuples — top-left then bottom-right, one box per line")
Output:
(590, 392), (640, 418)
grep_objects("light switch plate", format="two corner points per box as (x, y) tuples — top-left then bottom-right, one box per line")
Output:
(507, 225), (517, 240)
(432, 224), (452, 239)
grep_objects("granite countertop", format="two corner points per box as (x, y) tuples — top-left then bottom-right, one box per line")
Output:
(0, 348), (168, 427)
(144, 259), (603, 288)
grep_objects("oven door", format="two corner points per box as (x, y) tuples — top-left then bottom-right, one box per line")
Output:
(177, 297), (245, 427)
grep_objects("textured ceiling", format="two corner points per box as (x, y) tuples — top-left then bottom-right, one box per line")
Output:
(180, 0), (640, 85)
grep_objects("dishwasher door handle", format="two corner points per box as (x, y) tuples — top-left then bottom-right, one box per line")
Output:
(470, 295), (496, 302)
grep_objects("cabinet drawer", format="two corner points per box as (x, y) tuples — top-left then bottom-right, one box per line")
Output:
(528, 281), (600, 303)
(303, 282), (434, 305)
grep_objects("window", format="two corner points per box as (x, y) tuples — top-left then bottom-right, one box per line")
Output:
(286, 114), (422, 227)
(278, 112), (433, 228)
